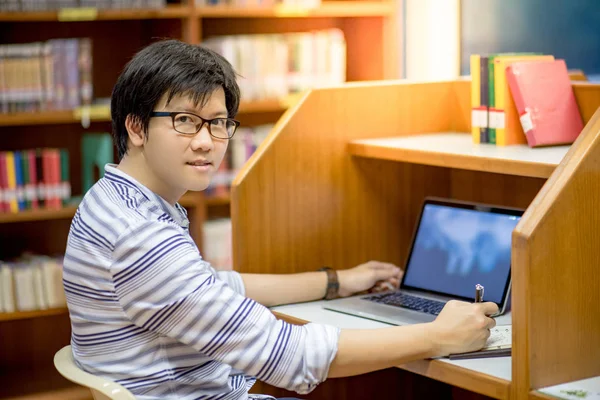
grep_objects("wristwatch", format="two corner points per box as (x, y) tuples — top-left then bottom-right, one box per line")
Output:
(318, 267), (339, 300)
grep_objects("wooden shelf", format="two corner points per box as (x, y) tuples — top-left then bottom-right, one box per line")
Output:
(0, 5), (190, 22)
(195, 1), (394, 18)
(5, 386), (92, 400)
(347, 132), (570, 179)
(0, 100), (289, 128)
(0, 307), (68, 322)
(0, 192), (203, 224)
(0, 206), (78, 224)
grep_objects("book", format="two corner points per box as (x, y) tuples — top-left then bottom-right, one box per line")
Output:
(492, 54), (554, 146)
(448, 325), (511, 360)
(506, 59), (584, 147)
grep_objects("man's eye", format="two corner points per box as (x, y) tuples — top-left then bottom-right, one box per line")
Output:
(176, 116), (191, 123)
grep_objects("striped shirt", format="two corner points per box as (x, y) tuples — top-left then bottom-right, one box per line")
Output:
(63, 164), (340, 400)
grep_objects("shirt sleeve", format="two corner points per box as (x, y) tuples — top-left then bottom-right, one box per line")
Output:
(110, 220), (340, 394)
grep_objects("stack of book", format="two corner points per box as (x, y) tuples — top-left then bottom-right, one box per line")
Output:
(0, 38), (93, 114)
(203, 29), (346, 102)
(0, 254), (66, 313)
(0, 0), (166, 11)
(196, 0), (320, 7)
(470, 53), (583, 147)
(0, 148), (71, 213)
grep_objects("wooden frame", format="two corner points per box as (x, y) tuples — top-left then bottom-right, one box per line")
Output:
(231, 79), (600, 399)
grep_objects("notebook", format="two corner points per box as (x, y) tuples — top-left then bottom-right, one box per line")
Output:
(323, 197), (523, 326)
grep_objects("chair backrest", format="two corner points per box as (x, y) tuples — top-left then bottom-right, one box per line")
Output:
(54, 345), (136, 400)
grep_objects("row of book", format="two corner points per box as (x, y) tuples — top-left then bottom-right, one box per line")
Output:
(0, 38), (93, 114)
(0, 148), (71, 213)
(196, 0), (320, 7)
(0, 0), (166, 10)
(0, 254), (66, 313)
(205, 124), (272, 196)
(470, 53), (583, 147)
(203, 29), (346, 102)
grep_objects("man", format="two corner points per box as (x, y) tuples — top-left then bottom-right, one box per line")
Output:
(63, 39), (497, 400)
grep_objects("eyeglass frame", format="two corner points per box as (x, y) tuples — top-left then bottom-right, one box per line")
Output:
(150, 111), (240, 139)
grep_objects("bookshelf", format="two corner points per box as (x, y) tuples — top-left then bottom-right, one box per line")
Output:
(0, 307), (67, 322)
(0, 1), (399, 398)
(230, 79), (600, 399)
(194, 2), (394, 18)
(0, 5), (190, 21)
(0, 100), (290, 127)
(347, 133), (569, 178)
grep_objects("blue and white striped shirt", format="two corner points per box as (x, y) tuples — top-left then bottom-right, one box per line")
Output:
(63, 164), (340, 399)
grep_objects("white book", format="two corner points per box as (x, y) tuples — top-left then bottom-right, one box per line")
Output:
(1, 263), (15, 313)
(32, 262), (48, 310)
(13, 264), (37, 312)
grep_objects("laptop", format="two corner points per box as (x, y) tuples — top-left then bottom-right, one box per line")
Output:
(323, 197), (523, 325)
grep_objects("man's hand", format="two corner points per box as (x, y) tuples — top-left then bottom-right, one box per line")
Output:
(337, 261), (403, 298)
(428, 300), (499, 356)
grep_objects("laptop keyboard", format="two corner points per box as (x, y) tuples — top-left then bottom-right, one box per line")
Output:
(363, 292), (446, 316)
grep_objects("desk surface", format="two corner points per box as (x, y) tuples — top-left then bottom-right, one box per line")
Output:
(534, 376), (600, 400)
(272, 300), (512, 400)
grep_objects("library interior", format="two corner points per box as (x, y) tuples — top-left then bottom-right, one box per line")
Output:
(0, 0), (599, 399)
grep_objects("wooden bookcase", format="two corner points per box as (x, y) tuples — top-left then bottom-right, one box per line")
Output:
(0, 1), (399, 398)
(230, 79), (600, 399)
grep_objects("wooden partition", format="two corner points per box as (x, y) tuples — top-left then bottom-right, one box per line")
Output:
(512, 109), (600, 397)
(230, 79), (600, 400)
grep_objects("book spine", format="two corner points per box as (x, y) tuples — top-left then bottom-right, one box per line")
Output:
(480, 56), (489, 144)
(5, 151), (18, 213)
(469, 54), (481, 145)
(487, 57), (497, 145)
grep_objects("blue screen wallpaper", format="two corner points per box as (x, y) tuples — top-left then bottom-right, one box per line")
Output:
(403, 204), (520, 303)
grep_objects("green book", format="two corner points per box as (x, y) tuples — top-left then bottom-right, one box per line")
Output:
(60, 148), (70, 206)
(20, 150), (31, 210)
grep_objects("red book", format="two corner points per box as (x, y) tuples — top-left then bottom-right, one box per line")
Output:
(506, 59), (584, 147)
(0, 152), (7, 213)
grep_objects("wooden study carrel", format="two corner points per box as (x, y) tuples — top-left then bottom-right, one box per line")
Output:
(230, 79), (600, 400)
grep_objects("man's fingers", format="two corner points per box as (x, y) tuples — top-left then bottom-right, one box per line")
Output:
(368, 261), (400, 272)
(477, 302), (499, 316)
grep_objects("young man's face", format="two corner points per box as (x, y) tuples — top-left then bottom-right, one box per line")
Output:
(143, 88), (230, 197)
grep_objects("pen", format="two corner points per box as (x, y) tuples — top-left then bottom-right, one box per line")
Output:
(475, 284), (484, 303)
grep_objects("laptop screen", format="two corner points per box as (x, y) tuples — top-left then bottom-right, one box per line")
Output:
(401, 201), (522, 304)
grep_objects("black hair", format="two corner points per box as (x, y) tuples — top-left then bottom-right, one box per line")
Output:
(110, 39), (240, 159)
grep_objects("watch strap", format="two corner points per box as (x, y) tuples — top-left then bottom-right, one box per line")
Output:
(318, 267), (339, 300)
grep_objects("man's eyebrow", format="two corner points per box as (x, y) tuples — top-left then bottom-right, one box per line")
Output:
(180, 107), (228, 118)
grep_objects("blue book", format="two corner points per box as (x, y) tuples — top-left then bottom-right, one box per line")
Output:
(13, 151), (26, 211)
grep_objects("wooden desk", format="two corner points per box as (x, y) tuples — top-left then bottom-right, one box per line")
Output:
(232, 80), (600, 400)
(272, 300), (512, 399)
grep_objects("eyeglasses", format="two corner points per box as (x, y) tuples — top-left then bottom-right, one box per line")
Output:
(151, 111), (240, 139)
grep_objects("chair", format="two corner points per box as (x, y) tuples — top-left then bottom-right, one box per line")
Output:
(54, 345), (136, 400)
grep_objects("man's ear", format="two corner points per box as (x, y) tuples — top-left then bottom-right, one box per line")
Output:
(125, 114), (146, 149)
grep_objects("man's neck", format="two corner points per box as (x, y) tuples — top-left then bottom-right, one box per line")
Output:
(116, 155), (183, 206)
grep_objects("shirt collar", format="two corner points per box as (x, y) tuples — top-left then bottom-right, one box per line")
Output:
(103, 164), (189, 228)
